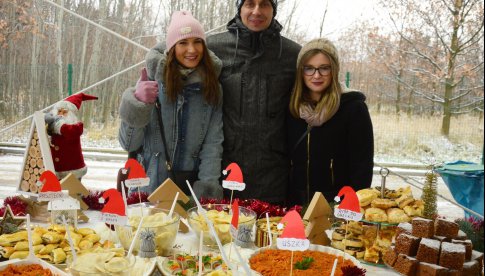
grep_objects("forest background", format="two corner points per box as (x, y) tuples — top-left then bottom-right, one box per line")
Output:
(0, 0), (483, 165)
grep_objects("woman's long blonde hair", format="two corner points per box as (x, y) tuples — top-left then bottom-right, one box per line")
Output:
(289, 48), (342, 119)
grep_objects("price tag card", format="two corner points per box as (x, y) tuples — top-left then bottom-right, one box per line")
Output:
(38, 191), (69, 201)
(100, 213), (127, 226)
(124, 177), (150, 188)
(223, 181), (246, 191)
(334, 208), (363, 221)
(277, 237), (310, 251)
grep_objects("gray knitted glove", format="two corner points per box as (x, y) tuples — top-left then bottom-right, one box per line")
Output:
(193, 180), (223, 200)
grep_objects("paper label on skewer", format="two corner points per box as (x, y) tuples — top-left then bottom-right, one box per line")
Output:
(222, 180), (246, 191)
(276, 238), (310, 251)
(334, 208), (363, 221)
(48, 197), (80, 210)
(38, 191), (69, 201)
(124, 177), (150, 188)
(100, 213), (127, 225)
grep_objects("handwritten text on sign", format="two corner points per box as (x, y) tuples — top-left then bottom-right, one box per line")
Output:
(222, 181), (246, 191)
(276, 238), (310, 251)
(38, 192), (69, 201)
(124, 177), (149, 188)
(100, 213), (127, 226)
(334, 208), (363, 222)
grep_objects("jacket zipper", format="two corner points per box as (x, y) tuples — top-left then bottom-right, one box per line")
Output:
(330, 159), (335, 186)
(306, 125), (311, 204)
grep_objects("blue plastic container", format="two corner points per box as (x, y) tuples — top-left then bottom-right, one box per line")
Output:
(436, 161), (484, 218)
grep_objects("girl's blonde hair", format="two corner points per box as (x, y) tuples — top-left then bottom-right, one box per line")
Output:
(289, 43), (342, 119)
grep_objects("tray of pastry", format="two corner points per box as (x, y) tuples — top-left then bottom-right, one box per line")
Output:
(330, 220), (397, 267)
(356, 186), (424, 225)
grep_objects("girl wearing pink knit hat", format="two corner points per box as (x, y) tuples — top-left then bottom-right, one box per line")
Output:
(119, 11), (224, 199)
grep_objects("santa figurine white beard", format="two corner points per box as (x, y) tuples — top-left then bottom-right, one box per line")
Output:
(48, 107), (88, 180)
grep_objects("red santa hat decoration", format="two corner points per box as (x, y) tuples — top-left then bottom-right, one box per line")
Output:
(334, 186), (363, 221)
(276, 210), (310, 251)
(122, 159), (150, 188)
(222, 163), (246, 191)
(37, 170), (68, 201)
(55, 93), (98, 113)
(99, 189), (127, 225)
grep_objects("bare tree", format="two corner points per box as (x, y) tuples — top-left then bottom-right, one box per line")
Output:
(382, 0), (484, 135)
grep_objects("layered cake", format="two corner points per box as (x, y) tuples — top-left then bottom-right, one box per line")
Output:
(439, 242), (466, 270)
(416, 238), (441, 264)
(434, 218), (459, 238)
(394, 254), (418, 275)
(416, 262), (447, 276)
(396, 233), (421, 256)
(412, 218), (435, 238)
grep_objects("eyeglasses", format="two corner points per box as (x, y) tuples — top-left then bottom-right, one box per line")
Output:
(303, 66), (332, 76)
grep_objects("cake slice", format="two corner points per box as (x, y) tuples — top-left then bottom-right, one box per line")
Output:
(382, 246), (398, 267)
(416, 262), (447, 276)
(394, 254), (418, 276)
(451, 239), (472, 260)
(439, 242), (466, 270)
(416, 238), (441, 264)
(412, 217), (434, 238)
(395, 233), (421, 256)
(434, 218), (459, 238)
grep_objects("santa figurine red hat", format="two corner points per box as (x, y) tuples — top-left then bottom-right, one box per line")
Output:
(222, 163), (246, 191)
(48, 93), (98, 181)
(54, 93), (98, 114)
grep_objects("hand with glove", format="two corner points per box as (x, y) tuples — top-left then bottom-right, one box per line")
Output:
(193, 180), (223, 200)
(134, 67), (159, 104)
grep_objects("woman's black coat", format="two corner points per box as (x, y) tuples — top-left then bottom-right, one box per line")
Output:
(287, 91), (374, 206)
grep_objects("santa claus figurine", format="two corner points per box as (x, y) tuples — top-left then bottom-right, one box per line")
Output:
(45, 93), (98, 180)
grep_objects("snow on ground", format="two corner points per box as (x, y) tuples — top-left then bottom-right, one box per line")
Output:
(0, 153), (468, 220)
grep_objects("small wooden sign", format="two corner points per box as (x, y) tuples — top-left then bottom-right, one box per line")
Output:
(148, 178), (190, 233)
(303, 192), (332, 246)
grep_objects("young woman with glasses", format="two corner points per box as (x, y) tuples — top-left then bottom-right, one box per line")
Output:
(287, 38), (374, 206)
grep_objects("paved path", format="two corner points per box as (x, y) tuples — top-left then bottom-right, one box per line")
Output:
(0, 153), (465, 220)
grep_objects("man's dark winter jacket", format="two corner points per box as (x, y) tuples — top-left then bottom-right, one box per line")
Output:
(207, 17), (301, 203)
(287, 91), (374, 205)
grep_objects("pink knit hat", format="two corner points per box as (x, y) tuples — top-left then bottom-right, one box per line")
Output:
(166, 11), (206, 51)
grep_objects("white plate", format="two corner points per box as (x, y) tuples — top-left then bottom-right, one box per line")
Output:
(0, 257), (69, 275)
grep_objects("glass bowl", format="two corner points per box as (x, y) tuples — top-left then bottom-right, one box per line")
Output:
(115, 204), (180, 256)
(187, 204), (257, 248)
(68, 253), (136, 276)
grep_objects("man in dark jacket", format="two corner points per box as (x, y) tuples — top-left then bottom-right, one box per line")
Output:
(207, 0), (301, 203)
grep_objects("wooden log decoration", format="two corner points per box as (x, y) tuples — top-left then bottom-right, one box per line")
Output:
(17, 112), (55, 194)
(20, 180), (30, 192)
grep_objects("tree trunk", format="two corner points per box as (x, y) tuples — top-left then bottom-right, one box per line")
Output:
(57, 0), (65, 100)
